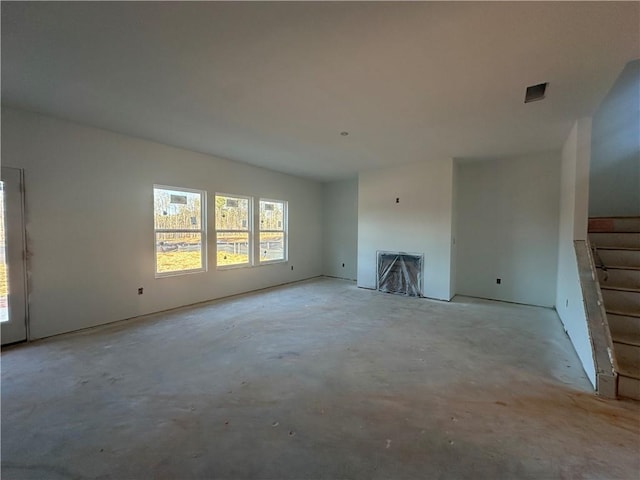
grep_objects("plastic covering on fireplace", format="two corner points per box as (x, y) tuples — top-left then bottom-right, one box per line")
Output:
(377, 252), (423, 297)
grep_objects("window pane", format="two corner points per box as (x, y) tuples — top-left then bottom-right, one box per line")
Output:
(154, 188), (202, 230)
(215, 195), (249, 231)
(259, 200), (284, 231)
(260, 232), (285, 261)
(156, 232), (203, 273)
(217, 232), (250, 266)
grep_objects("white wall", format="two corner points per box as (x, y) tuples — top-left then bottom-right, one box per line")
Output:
(323, 179), (358, 280)
(556, 118), (597, 387)
(455, 152), (560, 307)
(589, 59), (640, 217)
(357, 159), (454, 301)
(1, 107), (324, 339)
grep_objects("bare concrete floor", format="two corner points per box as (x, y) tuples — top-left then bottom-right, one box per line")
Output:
(2, 277), (639, 479)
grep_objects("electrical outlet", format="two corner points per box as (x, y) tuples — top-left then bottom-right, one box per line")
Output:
(138, 287), (144, 295)
(291, 265), (294, 271)
(342, 263), (345, 268)
(496, 278), (501, 285)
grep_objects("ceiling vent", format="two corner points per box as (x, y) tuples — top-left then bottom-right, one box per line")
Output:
(524, 82), (548, 103)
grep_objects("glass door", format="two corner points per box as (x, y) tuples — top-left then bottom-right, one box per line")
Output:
(1, 167), (27, 345)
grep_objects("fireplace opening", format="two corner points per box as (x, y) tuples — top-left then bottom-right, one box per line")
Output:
(377, 251), (423, 297)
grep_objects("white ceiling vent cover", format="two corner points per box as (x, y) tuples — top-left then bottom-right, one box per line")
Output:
(525, 82), (548, 103)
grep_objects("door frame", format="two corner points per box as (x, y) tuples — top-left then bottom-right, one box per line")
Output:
(1, 166), (29, 345)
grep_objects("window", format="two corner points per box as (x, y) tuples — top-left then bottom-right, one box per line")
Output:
(154, 186), (206, 276)
(215, 194), (251, 267)
(259, 199), (287, 263)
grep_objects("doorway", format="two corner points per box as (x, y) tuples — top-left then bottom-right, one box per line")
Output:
(1, 167), (28, 345)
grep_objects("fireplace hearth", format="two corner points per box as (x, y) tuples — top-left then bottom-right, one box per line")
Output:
(376, 251), (423, 297)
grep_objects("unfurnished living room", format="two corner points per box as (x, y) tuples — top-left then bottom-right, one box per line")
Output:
(1, 2), (639, 479)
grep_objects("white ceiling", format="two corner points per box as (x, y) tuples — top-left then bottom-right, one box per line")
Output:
(2, 2), (639, 181)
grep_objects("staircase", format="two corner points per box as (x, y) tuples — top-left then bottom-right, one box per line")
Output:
(589, 217), (640, 401)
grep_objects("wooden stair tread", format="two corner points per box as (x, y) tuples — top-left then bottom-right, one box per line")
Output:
(588, 217), (640, 237)
(607, 309), (640, 318)
(613, 333), (640, 347)
(617, 364), (640, 381)
(600, 285), (640, 293)
(596, 265), (640, 271)
(595, 246), (640, 251)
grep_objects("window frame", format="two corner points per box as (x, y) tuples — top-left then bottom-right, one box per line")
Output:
(153, 184), (207, 278)
(215, 192), (253, 270)
(258, 198), (288, 265)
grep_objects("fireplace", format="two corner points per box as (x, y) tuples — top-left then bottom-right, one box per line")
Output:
(376, 251), (423, 297)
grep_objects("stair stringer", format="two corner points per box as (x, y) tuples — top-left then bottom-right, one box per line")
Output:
(575, 239), (618, 398)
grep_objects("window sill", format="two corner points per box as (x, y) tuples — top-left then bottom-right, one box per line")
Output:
(155, 268), (207, 279)
(216, 263), (251, 271)
(257, 259), (288, 266)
